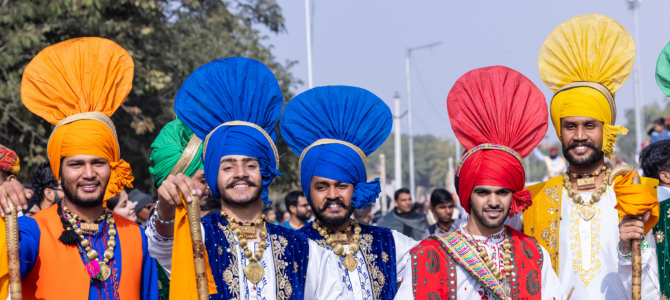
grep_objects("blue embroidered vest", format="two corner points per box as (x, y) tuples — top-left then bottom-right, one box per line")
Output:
(299, 222), (398, 300)
(201, 213), (309, 300)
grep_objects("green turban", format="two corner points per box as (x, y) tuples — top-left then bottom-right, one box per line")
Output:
(656, 40), (670, 97)
(150, 118), (204, 187)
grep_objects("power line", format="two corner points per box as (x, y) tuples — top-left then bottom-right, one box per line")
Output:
(411, 56), (448, 121)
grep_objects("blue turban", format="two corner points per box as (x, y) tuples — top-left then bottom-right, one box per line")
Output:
(174, 57), (283, 204)
(280, 86), (392, 209)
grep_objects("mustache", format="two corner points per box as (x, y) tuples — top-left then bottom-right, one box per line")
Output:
(483, 205), (503, 212)
(565, 141), (597, 151)
(225, 178), (257, 189)
(319, 199), (348, 213)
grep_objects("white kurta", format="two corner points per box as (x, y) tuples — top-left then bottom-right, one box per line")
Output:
(145, 221), (343, 300)
(315, 230), (417, 300)
(508, 186), (661, 299)
(394, 223), (565, 300)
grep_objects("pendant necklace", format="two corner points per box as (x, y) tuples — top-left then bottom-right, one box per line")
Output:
(563, 166), (610, 221)
(313, 219), (362, 271)
(221, 212), (267, 284)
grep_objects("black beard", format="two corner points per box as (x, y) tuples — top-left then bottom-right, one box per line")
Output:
(470, 202), (509, 229)
(62, 178), (104, 208)
(550, 154), (558, 159)
(310, 199), (355, 228)
(296, 210), (311, 222)
(218, 178), (263, 206)
(562, 141), (604, 167)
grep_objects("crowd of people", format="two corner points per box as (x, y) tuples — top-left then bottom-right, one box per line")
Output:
(2, 13), (670, 300)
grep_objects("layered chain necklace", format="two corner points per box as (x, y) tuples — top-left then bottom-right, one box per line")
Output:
(566, 165), (608, 190)
(62, 202), (116, 281)
(563, 165), (610, 221)
(220, 211), (267, 284)
(313, 219), (362, 271)
(460, 226), (511, 296)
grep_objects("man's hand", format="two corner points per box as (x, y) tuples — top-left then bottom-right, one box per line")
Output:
(619, 211), (651, 255)
(0, 179), (32, 217)
(156, 174), (202, 222)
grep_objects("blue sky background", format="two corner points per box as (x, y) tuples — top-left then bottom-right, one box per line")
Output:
(261, 0), (670, 142)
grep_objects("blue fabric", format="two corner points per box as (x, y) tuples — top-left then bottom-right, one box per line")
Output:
(651, 129), (670, 144)
(280, 86), (392, 208)
(18, 216), (158, 300)
(201, 213), (309, 300)
(175, 57), (283, 203)
(298, 221), (398, 300)
(281, 220), (298, 230)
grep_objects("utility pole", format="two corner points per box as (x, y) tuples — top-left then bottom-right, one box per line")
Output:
(394, 92), (402, 191)
(379, 154), (387, 215)
(406, 42), (442, 202)
(304, 0), (313, 89)
(628, 0), (644, 154)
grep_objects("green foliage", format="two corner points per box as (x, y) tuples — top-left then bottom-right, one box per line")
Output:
(0, 0), (300, 194)
(366, 134), (456, 190)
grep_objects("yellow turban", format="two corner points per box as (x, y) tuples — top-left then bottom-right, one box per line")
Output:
(539, 14), (635, 158)
(21, 37), (135, 201)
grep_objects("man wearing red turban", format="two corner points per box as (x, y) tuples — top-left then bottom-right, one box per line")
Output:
(395, 66), (564, 299)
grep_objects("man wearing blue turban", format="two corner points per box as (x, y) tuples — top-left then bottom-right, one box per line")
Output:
(147, 57), (342, 300)
(280, 86), (418, 300)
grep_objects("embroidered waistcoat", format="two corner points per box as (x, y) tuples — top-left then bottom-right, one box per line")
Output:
(653, 198), (670, 299)
(22, 204), (143, 300)
(201, 213), (309, 300)
(411, 226), (543, 300)
(299, 222), (398, 300)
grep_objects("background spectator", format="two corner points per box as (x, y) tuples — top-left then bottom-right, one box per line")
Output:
(651, 117), (670, 144)
(128, 189), (155, 227)
(281, 190), (312, 230)
(29, 161), (62, 215)
(107, 190), (137, 222)
(263, 207), (278, 225)
(353, 206), (372, 225)
(377, 188), (429, 240)
(425, 188), (462, 237)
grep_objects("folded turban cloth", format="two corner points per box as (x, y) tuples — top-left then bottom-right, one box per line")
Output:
(172, 58), (281, 299)
(0, 145), (19, 175)
(656, 40), (670, 97)
(149, 118), (203, 188)
(21, 37), (134, 202)
(539, 14), (634, 158)
(280, 86), (393, 209)
(449, 66), (548, 217)
(175, 57), (282, 204)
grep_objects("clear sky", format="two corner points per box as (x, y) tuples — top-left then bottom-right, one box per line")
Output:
(262, 0), (670, 141)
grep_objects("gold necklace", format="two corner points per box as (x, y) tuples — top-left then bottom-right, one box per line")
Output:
(63, 203), (116, 281)
(563, 167), (611, 221)
(566, 165), (608, 190)
(313, 219), (361, 271)
(229, 220), (268, 285)
(62, 203), (106, 235)
(220, 210), (265, 240)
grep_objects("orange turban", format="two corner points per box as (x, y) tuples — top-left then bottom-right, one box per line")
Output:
(21, 37), (134, 201)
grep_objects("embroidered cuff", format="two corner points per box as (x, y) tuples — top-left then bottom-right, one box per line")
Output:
(616, 236), (648, 260)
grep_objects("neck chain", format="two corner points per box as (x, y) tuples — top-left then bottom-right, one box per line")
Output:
(313, 219), (362, 272)
(460, 226), (511, 297)
(62, 201), (116, 282)
(220, 210), (265, 240)
(563, 166), (611, 221)
(62, 202), (106, 235)
(230, 221), (268, 285)
(566, 165), (608, 190)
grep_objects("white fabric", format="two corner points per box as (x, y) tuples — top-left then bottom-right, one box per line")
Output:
(507, 186), (661, 299)
(146, 222), (343, 300)
(533, 149), (567, 180)
(394, 223), (564, 300)
(658, 186), (670, 202)
(325, 230), (417, 300)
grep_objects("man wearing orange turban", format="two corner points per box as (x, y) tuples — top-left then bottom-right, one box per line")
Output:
(516, 14), (661, 299)
(0, 37), (158, 299)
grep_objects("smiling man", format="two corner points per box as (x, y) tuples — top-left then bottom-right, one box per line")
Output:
(396, 66), (563, 300)
(0, 37), (157, 299)
(146, 57), (341, 300)
(518, 14), (661, 299)
(280, 86), (418, 300)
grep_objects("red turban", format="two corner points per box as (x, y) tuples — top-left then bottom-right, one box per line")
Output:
(448, 66), (548, 217)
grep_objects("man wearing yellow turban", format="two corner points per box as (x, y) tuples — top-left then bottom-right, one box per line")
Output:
(0, 37), (158, 299)
(511, 14), (661, 299)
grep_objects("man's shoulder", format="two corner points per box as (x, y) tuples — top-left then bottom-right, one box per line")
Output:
(409, 236), (443, 254)
(525, 175), (563, 198)
(268, 222), (309, 242)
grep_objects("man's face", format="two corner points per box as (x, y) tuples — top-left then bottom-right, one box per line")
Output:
(216, 155), (263, 206)
(469, 185), (512, 229)
(395, 192), (413, 214)
(192, 169), (210, 206)
(549, 149), (558, 159)
(265, 210), (276, 223)
(431, 201), (455, 225)
(560, 116), (604, 167)
(136, 202), (154, 222)
(291, 195), (312, 222)
(309, 176), (355, 228)
(60, 155), (111, 208)
(654, 123), (665, 133)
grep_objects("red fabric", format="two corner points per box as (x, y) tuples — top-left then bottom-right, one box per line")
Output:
(447, 66), (547, 215)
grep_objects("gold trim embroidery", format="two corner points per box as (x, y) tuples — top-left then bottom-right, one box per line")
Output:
(271, 234), (293, 300)
(360, 234), (385, 300)
(219, 222), (240, 300)
(541, 185), (561, 270)
(568, 189), (604, 287)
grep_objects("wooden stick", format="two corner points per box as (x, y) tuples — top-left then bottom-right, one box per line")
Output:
(565, 286), (575, 300)
(631, 238), (642, 300)
(185, 195), (208, 300)
(5, 200), (21, 300)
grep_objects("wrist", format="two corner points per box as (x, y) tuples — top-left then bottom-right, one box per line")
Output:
(153, 202), (175, 225)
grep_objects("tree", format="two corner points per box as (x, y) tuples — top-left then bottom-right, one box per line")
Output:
(0, 0), (300, 195)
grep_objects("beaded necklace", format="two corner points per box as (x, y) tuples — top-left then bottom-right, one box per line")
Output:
(220, 211), (267, 284)
(313, 219), (362, 271)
